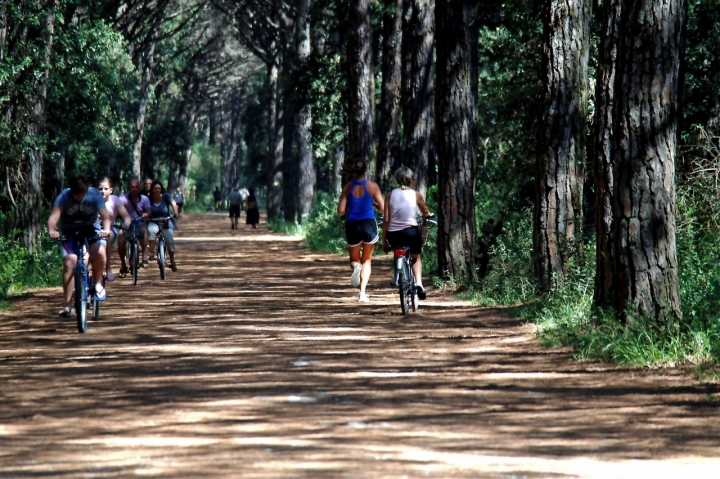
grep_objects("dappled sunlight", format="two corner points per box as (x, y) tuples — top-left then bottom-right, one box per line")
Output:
(1, 213), (720, 477)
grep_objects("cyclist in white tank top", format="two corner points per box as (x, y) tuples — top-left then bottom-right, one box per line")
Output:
(387, 187), (418, 232)
(381, 166), (433, 298)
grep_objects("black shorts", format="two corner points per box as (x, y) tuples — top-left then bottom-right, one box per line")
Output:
(387, 226), (422, 254)
(229, 204), (241, 218)
(345, 218), (379, 247)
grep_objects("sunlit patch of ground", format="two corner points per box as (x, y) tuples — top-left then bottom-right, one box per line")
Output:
(1, 212), (719, 478)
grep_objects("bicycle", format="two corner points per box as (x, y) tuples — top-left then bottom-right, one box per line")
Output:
(123, 218), (142, 285)
(391, 217), (437, 315)
(149, 215), (174, 280)
(59, 227), (102, 333)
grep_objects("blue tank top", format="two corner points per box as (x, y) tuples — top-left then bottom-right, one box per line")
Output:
(346, 179), (375, 221)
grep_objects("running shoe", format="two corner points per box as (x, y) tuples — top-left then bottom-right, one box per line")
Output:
(359, 292), (369, 302)
(350, 263), (362, 288)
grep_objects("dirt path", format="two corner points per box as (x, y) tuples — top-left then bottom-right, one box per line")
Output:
(1, 213), (719, 478)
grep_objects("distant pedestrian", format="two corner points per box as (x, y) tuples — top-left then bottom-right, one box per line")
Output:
(228, 187), (243, 229)
(173, 187), (184, 218)
(246, 188), (260, 229)
(213, 186), (222, 211)
(143, 178), (153, 198)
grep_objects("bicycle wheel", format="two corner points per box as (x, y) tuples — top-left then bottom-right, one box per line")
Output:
(158, 238), (166, 280)
(398, 261), (410, 316)
(130, 242), (139, 285)
(92, 295), (100, 319)
(74, 267), (88, 333)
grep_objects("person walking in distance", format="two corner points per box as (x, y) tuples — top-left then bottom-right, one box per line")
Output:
(213, 186), (222, 211)
(173, 187), (184, 218)
(228, 187), (243, 229)
(245, 188), (260, 229)
(337, 159), (385, 302)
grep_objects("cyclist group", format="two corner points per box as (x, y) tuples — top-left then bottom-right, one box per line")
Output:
(337, 160), (432, 303)
(48, 175), (180, 317)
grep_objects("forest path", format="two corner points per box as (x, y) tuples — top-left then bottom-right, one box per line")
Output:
(1, 213), (719, 478)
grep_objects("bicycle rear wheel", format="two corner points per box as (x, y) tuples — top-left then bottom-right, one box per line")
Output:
(75, 268), (88, 333)
(399, 262), (411, 315)
(158, 238), (166, 280)
(130, 242), (139, 285)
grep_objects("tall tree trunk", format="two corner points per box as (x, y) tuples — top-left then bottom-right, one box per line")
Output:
(266, 59), (283, 220)
(177, 80), (199, 197)
(346, 0), (375, 167)
(295, 0), (314, 224)
(377, 0), (403, 191)
(533, 0), (591, 290)
(593, 0), (621, 309)
(132, 40), (155, 179)
(436, 0), (477, 281)
(401, 0), (434, 196)
(21, 7), (54, 253)
(611, 0), (685, 322)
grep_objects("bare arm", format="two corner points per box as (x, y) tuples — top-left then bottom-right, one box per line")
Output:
(337, 183), (350, 215)
(369, 181), (385, 212)
(98, 208), (111, 238)
(381, 191), (392, 253)
(48, 206), (62, 240)
(170, 201), (178, 216)
(417, 191), (432, 217)
(117, 203), (132, 230)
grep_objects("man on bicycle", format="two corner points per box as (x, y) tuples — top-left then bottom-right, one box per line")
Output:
(118, 178), (151, 274)
(47, 175), (111, 316)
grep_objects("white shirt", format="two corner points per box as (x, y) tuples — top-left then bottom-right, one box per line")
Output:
(387, 188), (418, 232)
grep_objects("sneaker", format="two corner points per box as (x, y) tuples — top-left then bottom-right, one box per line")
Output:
(350, 263), (362, 288)
(359, 292), (370, 303)
(416, 285), (427, 300)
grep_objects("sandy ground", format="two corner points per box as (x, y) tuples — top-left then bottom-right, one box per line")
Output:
(1, 212), (719, 478)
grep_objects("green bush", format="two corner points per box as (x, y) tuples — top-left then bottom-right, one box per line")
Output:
(0, 231), (61, 308)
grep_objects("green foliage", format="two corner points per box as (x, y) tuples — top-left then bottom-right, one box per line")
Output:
(302, 192), (347, 253)
(0, 214), (61, 308)
(47, 19), (136, 183)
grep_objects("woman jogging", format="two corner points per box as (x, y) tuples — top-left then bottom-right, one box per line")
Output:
(381, 166), (433, 299)
(337, 159), (384, 302)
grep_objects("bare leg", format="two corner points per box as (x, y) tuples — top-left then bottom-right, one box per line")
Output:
(411, 254), (423, 287)
(106, 231), (115, 276)
(118, 235), (127, 268)
(359, 243), (375, 294)
(90, 242), (107, 290)
(141, 229), (148, 262)
(62, 255), (78, 306)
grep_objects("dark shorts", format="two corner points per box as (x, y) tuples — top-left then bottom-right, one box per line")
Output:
(346, 218), (379, 247)
(229, 204), (241, 218)
(387, 226), (422, 255)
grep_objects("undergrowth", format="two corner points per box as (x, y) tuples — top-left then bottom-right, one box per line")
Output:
(0, 230), (62, 309)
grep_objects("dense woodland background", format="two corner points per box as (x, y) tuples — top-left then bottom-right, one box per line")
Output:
(2, 0), (720, 367)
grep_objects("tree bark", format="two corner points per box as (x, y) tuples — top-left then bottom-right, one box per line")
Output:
(377, 0), (403, 192)
(132, 40), (156, 179)
(436, 0), (477, 281)
(611, 0), (685, 322)
(295, 0), (314, 224)
(533, 0), (591, 290)
(266, 59), (283, 220)
(401, 0), (434, 197)
(346, 0), (375, 166)
(21, 6), (54, 253)
(593, 0), (621, 309)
